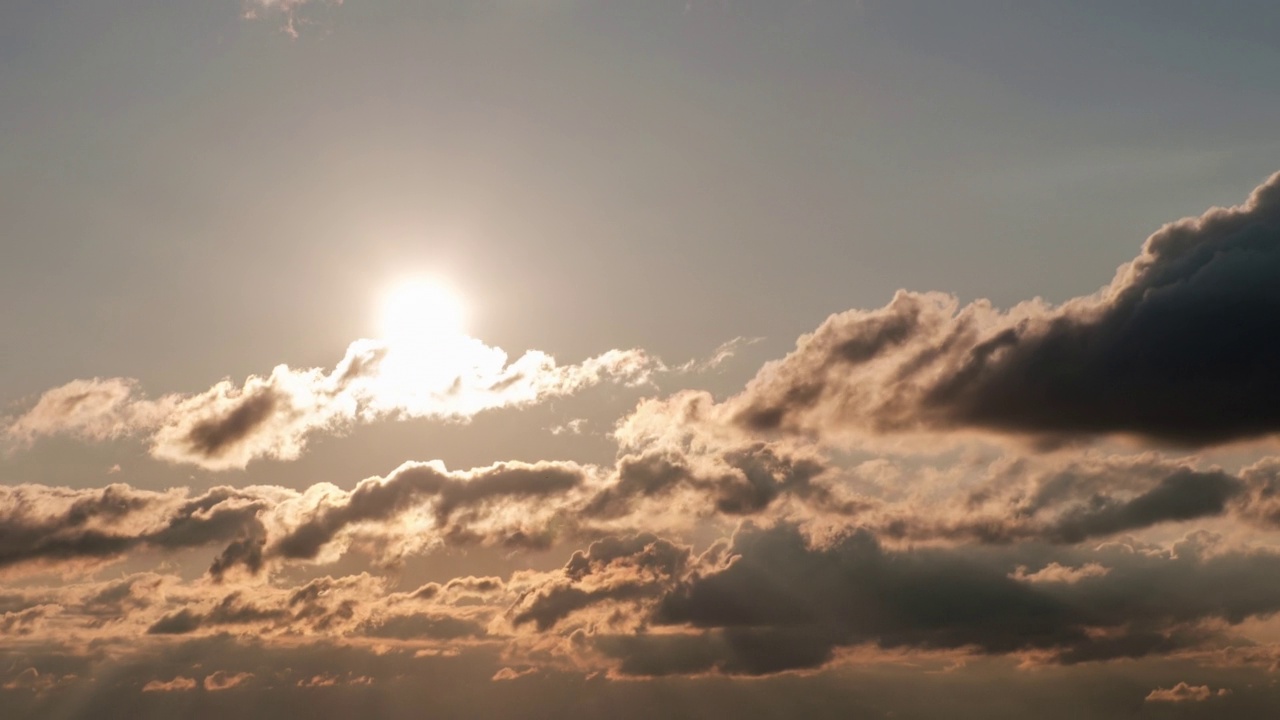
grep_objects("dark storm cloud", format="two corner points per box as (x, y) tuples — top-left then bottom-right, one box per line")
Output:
(736, 171), (1280, 447)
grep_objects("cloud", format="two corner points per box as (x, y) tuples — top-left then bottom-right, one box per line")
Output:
(4, 445), (1280, 583)
(203, 670), (253, 691)
(1010, 562), (1110, 584)
(0, 483), (281, 576)
(1145, 682), (1232, 702)
(241, 0), (343, 38)
(491, 666), (536, 681)
(263, 459), (592, 568)
(520, 522), (1280, 677)
(4, 378), (172, 445)
(141, 676), (197, 692)
(733, 171), (1280, 448)
(7, 336), (660, 470)
(1, 668), (74, 693)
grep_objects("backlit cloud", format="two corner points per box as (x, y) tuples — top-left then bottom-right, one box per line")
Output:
(734, 172), (1280, 448)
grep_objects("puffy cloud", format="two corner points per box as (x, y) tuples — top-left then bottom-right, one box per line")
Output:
(7, 337), (661, 471)
(203, 670), (253, 691)
(1009, 562), (1110, 584)
(733, 171), (1280, 448)
(508, 534), (695, 632)
(0, 483), (280, 576)
(263, 459), (592, 568)
(141, 676), (197, 692)
(4, 378), (172, 445)
(550, 523), (1280, 677)
(590, 391), (855, 521)
(1145, 682), (1232, 702)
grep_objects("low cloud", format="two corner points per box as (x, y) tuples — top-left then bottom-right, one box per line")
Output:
(141, 676), (196, 692)
(203, 670), (253, 691)
(1145, 682), (1232, 702)
(733, 171), (1280, 448)
(1010, 562), (1110, 585)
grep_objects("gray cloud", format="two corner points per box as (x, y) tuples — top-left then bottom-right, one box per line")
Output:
(735, 171), (1280, 447)
(589, 523), (1280, 676)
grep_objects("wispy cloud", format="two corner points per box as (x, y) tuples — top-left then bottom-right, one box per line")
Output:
(6, 336), (660, 471)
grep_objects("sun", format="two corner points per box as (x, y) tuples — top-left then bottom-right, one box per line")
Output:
(379, 278), (466, 347)
(371, 278), (479, 400)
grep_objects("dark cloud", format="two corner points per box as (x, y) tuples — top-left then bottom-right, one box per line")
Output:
(1043, 470), (1243, 543)
(736, 171), (1280, 447)
(900, 466), (1251, 546)
(181, 390), (280, 459)
(510, 534), (691, 632)
(0, 484), (272, 575)
(576, 523), (1280, 677)
(148, 592), (287, 636)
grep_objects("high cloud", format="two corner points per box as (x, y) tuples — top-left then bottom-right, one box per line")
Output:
(734, 171), (1280, 448)
(241, 0), (343, 38)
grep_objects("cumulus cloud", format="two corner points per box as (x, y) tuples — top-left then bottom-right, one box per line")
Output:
(435, 520), (1280, 677)
(7, 335), (660, 470)
(203, 670), (253, 691)
(141, 676), (197, 692)
(4, 378), (173, 445)
(1009, 562), (1110, 584)
(1145, 682), (1231, 702)
(0, 483), (276, 575)
(7, 446), (1280, 583)
(734, 171), (1280, 448)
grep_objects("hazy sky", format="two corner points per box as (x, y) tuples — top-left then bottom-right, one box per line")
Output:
(4, 2), (1280, 718)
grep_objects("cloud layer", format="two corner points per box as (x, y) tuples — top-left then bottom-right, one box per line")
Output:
(7, 172), (1280, 716)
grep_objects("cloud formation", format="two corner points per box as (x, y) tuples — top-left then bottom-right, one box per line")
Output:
(735, 171), (1280, 448)
(6, 336), (659, 470)
(1145, 682), (1232, 703)
(520, 523), (1280, 677)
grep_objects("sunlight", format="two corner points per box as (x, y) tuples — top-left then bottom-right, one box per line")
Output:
(379, 278), (466, 346)
(375, 278), (476, 397)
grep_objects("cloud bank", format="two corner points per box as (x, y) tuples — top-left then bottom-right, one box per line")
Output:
(734, 171), (1280, 448)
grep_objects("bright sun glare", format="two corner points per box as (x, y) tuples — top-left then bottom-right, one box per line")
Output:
(379, 278), (466, 346)
(373, 278), (479, 400)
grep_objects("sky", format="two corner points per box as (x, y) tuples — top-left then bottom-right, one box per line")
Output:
(3, 1), (1280, 717)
